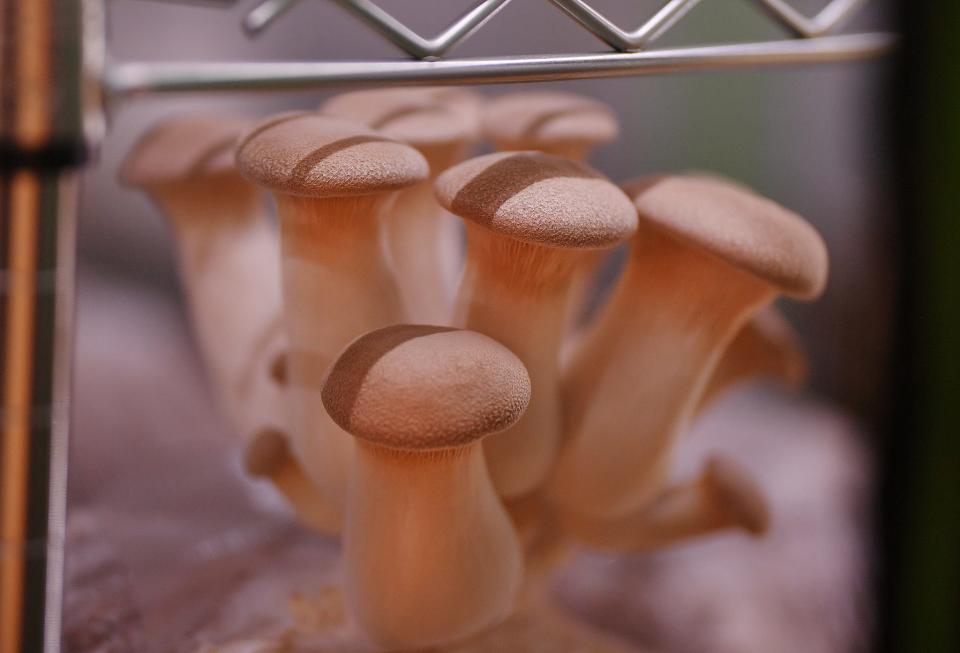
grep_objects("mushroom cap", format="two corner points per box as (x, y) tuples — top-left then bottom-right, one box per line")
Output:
(243, 427), (291, 477)
(120, 113), (253, 187)
(704, 454), (770, 536)
(321, 88), (479, 149)
(434, 151), (637, 249)
(482, 91), (619, 152)
(321, 325), (531, 451)
(627, 174), (829, 299)
(235, 112), (428, 198)
(422, 86), (485, 120)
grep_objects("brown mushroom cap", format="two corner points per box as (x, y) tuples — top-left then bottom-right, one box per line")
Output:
(235, 112), (428, 198)
(422, 86), (485, 119)
(482, 91), (619, 152)
(321, 325), (531, 451)
(120, 114), (254, 187)
(704, 455), (770, 536)
(627, 174), (829, 299)
(434, 151), (637, 249)
(321, 88), (479, 149)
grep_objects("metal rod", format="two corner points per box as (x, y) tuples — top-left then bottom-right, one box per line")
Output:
(0, 0), (89, 648)
(105, 32), (895, 97)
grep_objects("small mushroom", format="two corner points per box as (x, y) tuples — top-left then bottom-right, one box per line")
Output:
(697, 306), (809, 414)
(321, 324), (529, 649)
(552, 174), (828, 520)
(482, 91), (619, 160)
(243, 428), (342, 534)
(560, 454), (770, 552)
(484, 91), (621, 333)
(236, 112), (428, 519)
(322, 88), (480, 323)
(435, 151), (637, 498)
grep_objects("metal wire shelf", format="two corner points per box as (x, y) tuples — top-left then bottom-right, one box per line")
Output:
(103, 0), (896, 98)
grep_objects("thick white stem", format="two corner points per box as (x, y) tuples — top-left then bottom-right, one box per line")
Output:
(155, 179), (286, 446)
(455, 228), (579, 498)
(696, 308), (807, 414)
(345, 442), (522, 649)
(276, 194), (406, 517)
(383, 183), (462, 324)
(561, 455), (768, 552)
(552, 227), (773, 519)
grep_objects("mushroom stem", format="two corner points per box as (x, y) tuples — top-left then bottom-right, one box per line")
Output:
(276, 194), (404, 513)
(456, 226), (582, 497)
(696, 307), (808, 413)
(151, 177), (277, 434)
(383, 179), (463, 324)
(554, 225), (774, 519)
(244, 428), (342, 534)
(345, 442), (522, 649)
(560, 454), (770, 552)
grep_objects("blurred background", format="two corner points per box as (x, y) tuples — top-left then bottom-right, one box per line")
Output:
(63, 1), (922, 652)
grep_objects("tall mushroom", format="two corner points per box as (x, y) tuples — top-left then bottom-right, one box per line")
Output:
(322, 88), (479, 324)
(236, 112), (428, 519)
(120, 114), (341, 528)
(560, 454), (770, 552)
(551, 174), (828, 520)
(483, 91), (621, 332)
(435, 151), (637, 498)
(322, 324), (529, 649)
(696, 306), (808, 414)
(120, 114), (280, 439)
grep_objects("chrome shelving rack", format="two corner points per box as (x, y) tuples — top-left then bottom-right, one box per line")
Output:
(0, 1), (894, 652)
(106, 0), (894, 95)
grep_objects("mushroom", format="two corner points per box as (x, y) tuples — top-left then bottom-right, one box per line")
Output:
(243, 428), (342, 534)
(483, 91), (621, 333)
(120, 114), (282, 438)
(322, 88), (480, 324)
(560, 454), (770, 552)
(551, 174), (828, 520)
(236, 112), (428, 518)
(481, 91), (619, 160)
(321, 324), (529, 649)
(435, 151), (637, 498)
(696, 306), (808, 414)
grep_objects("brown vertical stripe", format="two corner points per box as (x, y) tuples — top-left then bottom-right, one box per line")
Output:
(237, 111), (312, 152)
(321, 325), (455, 431)
(0, 171), (39, 653)
(287, 135), (390, 186)
(450, 153), (601, 223)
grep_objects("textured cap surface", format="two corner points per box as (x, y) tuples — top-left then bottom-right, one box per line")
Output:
(628, 174), (829, 298)
(322, 325), (531, 450)
(482, 91), (618, 152)
(120, 114), (253, 187)
(236, 112), (428, 198)
(322, 88), (479, 148)
(435, 151), (637, 249)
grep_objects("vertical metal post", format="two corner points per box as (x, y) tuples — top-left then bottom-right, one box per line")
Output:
(0, 1), (99, 651)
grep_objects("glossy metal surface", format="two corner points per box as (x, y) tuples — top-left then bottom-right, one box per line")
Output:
(106, 32), (895, 97)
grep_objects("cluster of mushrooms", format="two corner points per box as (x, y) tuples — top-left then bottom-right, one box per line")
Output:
(121, 88), (827, 651)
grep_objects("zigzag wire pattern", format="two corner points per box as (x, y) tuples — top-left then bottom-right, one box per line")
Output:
(241, 0), (873, 58)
